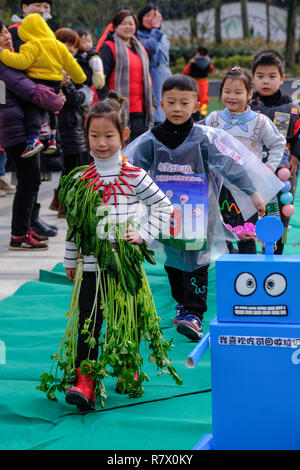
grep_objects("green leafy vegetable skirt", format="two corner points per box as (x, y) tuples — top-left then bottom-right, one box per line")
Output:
(37, 166), (182, 407)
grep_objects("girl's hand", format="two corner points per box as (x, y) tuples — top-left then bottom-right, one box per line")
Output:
(66, 268), (76, 282)
(151, 10), (163, 28)
(125, 226), (143, 244)
(251, 192), (266, 217)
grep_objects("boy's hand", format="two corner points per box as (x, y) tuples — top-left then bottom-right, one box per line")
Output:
(251, 192), (266, 217)
(66, 268), (76, 282)
(59, 89), (66, 105)
(125, 226), (143, 244)
(289, 154), (299, 177)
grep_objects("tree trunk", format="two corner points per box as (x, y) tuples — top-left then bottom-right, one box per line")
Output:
(266, 0), (271, 43)
(240, 0), (249, 39)
(190, 16), (198, 43)
(215, 0), (222, 44)
(190, 1), (199, 44)
(285, 0), (297, 68)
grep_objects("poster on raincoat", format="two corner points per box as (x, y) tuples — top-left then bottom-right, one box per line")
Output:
(154, 171), (209, 251)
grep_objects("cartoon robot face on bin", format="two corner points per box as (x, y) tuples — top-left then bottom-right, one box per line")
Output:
(216, 217), (299, 324)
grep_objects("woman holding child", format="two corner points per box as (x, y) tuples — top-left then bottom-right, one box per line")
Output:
(0, 20), (63, 250)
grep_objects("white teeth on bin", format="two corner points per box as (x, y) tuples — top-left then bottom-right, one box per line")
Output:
(234, 305), (287, 316)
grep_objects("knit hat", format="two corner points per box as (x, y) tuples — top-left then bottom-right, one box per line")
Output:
(21, 0), (52, 5)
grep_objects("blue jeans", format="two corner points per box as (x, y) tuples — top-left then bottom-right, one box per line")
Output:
(0, 149), (6, 176)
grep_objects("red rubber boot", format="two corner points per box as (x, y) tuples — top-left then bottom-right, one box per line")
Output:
(65, 368), (96, 410)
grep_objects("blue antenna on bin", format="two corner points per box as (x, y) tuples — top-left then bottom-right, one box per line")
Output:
(255, 216), (284, 256)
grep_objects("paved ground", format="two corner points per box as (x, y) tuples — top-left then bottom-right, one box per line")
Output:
(0, 172), (67, 301)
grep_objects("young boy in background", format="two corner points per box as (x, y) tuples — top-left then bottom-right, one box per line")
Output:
(183, 46), (214, 120)
(251, 50), (300, 254)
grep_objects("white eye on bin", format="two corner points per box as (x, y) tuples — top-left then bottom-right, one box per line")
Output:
(235, 273), (257, 296)
(264, 273), (286, 297)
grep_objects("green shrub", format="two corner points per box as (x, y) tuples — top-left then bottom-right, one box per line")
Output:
(169, 38), (285, 67)
(213, 55), (253, 70)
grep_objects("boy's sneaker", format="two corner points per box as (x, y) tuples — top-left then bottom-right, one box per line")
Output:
(9, 232), (49, 251)
(176, 314), (203, 341)
(173, 304), (186, 326)
(43, 139), (57, 155)
(21, 139), (44, 158)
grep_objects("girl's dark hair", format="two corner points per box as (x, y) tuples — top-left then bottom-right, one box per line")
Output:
(85, 93), (129, 147)
(55, 28), (81, 49)
(252, 49), (285, 75)
(162, 74), (199, 96)
(112, 9), (138, 31)
(137, 3), (158, 29)
(0, 21), (5, 31)
(219, 66), (253, 98)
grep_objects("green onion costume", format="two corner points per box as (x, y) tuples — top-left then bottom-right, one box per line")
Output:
(37, 165), (182, 407)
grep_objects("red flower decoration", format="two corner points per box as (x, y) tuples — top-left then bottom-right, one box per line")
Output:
(81, 156), (141, 207)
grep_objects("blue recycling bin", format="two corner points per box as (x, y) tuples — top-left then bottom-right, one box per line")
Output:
(187, 217), (300, 450)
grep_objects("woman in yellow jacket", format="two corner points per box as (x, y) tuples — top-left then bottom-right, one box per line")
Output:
(0, 13), (86, 158)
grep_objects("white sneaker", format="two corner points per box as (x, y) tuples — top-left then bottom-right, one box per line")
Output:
(0, 175), (16, 194)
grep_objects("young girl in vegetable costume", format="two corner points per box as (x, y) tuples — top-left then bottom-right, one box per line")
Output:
(37, 94), (182, 411)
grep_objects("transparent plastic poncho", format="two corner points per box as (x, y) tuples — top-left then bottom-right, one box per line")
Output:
(124, 124), (284, 271)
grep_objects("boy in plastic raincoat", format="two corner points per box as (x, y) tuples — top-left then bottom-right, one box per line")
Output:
(124, 74), (284, 341)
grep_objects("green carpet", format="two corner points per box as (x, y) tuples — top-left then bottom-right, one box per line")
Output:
(0, 180), (299, 450)
(0, 262), (214, 451)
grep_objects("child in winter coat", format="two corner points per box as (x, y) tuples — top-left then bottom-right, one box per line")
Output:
(76, 29), (105, 91)
(183, 46), (214, 119)
(0, 13), (86, 158)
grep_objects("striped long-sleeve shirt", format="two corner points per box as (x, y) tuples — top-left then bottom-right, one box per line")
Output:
(63, 149), (173, 271)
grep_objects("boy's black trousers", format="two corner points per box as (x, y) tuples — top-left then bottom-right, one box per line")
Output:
(164, 265), (209, 321)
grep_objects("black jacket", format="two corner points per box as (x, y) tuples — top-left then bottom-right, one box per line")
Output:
(251, 90), (300, 160)
(58, 80), (86, 156)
